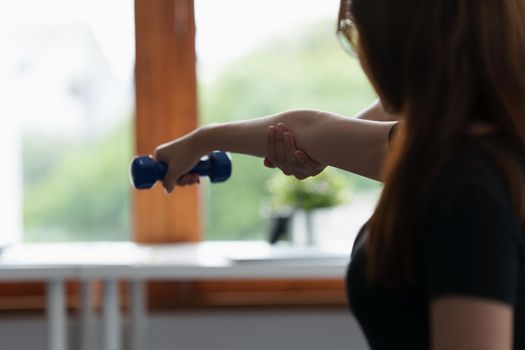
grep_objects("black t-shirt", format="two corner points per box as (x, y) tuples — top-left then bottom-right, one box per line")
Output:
(347, 137), (525, 350)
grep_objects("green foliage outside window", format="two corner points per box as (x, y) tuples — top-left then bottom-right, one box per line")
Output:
(22, 20), (379, 242)
(23, 123), (132, 242)
(267, 169), (352, 212)
(199, 20), (380, 240)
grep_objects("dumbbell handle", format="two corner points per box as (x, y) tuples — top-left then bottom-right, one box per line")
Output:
(130, 151), (232, 190)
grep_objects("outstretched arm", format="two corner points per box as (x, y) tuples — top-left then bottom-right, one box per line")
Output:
(155, 103), (397, 193)
(195, 110), (395, 176)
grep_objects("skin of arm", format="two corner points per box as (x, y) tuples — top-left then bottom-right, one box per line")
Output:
(430, 297), (513, 350)
(155, 104), (397, 192)
(197, 110), (395, 178)
(262, 100), (401, 179)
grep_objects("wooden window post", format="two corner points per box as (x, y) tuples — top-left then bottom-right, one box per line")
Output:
(134, 0), (200, 243)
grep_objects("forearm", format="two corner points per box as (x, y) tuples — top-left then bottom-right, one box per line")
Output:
(192, 100), (398, 157)
(193, 109), (396, 181)
(193, 110), (309, 158)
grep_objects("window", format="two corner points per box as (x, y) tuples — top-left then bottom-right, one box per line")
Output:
(1, 0), (135, 242)
(1, 0), (380, 246)
(0, 0), (357, 309)
(196, 0), (381, 242)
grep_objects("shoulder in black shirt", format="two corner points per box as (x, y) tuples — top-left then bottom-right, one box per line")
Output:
(347, 137), (525, 350)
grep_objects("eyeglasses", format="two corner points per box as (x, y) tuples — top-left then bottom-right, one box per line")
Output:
(337, 0), (359, 57)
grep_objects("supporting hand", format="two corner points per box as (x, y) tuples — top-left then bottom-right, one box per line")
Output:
(264, 123), (326, 180)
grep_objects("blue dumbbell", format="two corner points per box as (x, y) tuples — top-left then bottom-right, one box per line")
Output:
(130, 151), (232, 190)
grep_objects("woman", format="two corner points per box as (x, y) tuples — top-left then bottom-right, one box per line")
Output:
(154, 0), (525, 348)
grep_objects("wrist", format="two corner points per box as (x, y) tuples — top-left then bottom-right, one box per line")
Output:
(191, 124), (215, 156)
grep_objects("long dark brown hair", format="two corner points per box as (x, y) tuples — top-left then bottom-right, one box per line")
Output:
(350, 0), (525, 288)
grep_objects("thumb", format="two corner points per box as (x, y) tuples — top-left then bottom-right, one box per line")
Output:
(264, 157), (276, 168)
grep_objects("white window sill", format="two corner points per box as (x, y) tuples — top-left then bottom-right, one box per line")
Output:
(0, 241), (351, 280)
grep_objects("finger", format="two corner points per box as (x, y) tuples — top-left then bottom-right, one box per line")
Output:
(162, 175), (174, 194)
(178, 179), (198, 186)
(280, 125), (299, 160)
(176, 175), (191, 186)
(276, 125), (293, 174)
(162, 165), (178, 194)
(164, 180), (175, 194)
(267, 126), (278, 164)
(191, 173), (200, 184)
(264, 157), (276, 168)
(284, 127), (299, 152)
(179, 174), (199, 186)
(276, 124), (288, 165)
(283, 132), (297, 158)
(284, 131), (310, 175)
(295, 150), (323, 169)
(282, 132), (297, 172)
(180, 174), (200, 186)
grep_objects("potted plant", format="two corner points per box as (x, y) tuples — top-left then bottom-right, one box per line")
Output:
(266, 168), (351, 245)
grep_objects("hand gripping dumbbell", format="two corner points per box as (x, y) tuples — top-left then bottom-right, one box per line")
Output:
(130, 151), (232, 190)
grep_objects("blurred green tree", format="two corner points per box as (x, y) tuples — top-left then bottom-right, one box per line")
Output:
(199, 20), (380, 241)
(23, 122), (132, 242)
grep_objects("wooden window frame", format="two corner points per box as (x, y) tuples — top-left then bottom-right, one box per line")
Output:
(134, 0), (201, 244)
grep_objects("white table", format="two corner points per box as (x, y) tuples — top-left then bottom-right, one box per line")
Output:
(0, 265), (76, 350)
(0, 242), (351, 350)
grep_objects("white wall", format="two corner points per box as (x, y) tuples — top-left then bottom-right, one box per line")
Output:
(0, 309), (370, 350)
